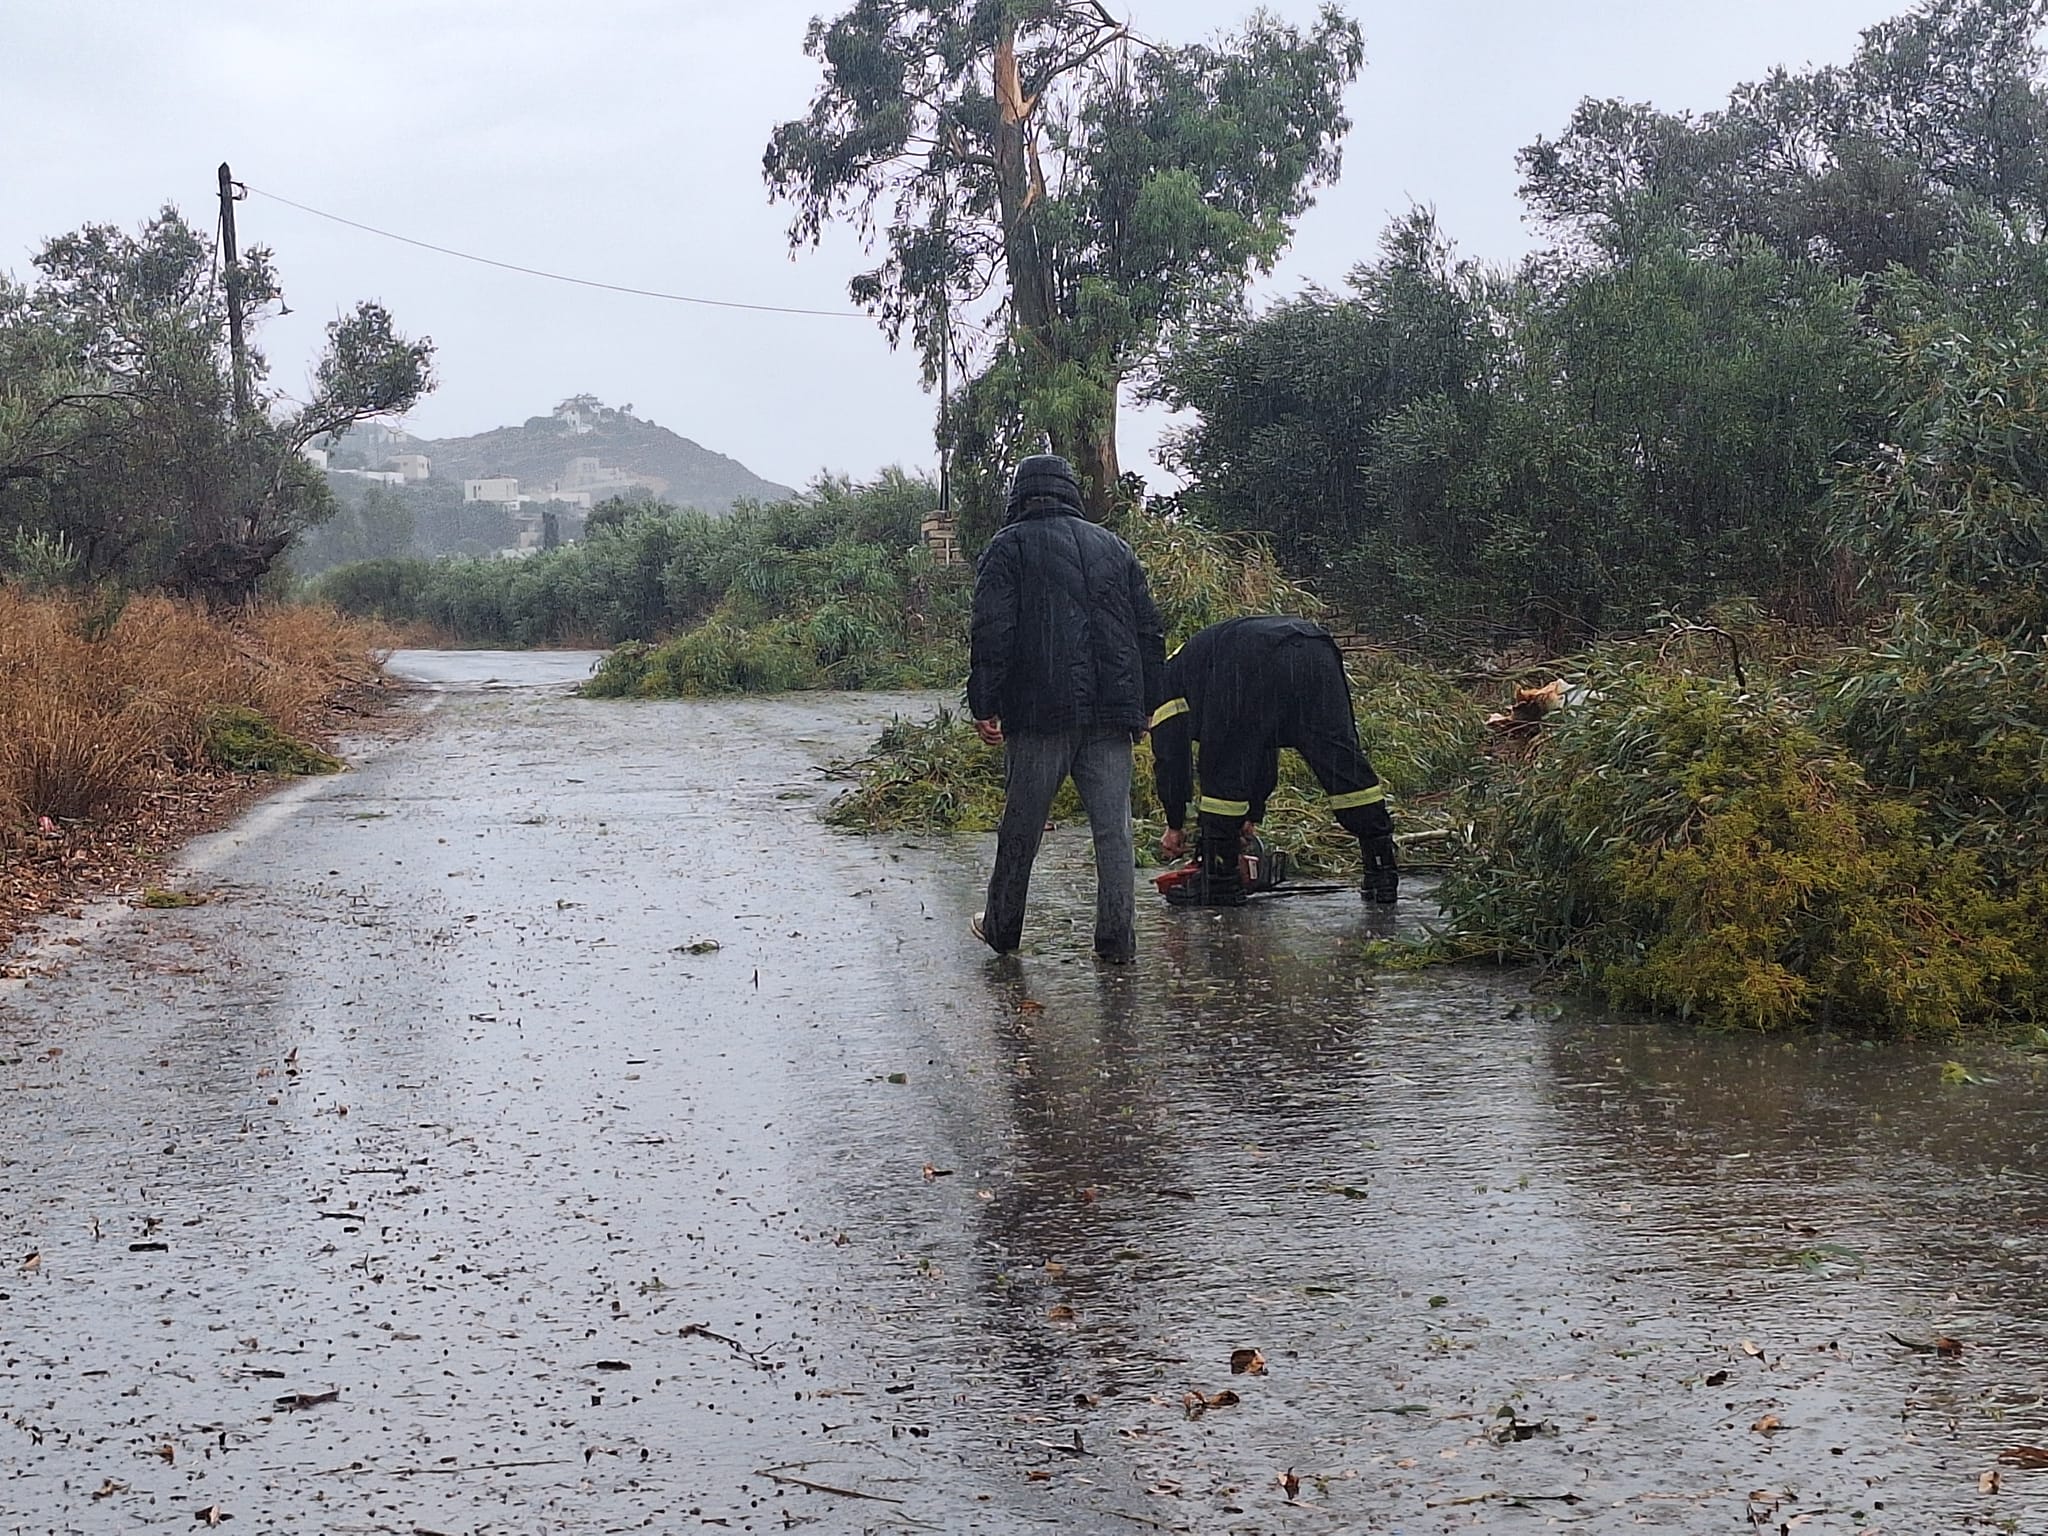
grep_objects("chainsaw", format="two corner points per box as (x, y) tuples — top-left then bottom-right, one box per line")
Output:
(1153, 832), (1350, 906)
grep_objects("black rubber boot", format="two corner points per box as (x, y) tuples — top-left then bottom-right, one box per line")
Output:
(1360, 832), (1399, 905)
(1165, 815), (1247, 907)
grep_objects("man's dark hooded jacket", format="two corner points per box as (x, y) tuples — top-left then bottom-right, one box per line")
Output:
(968, 476), (1164, 735)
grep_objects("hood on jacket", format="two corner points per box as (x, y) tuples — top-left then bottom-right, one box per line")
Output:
(1005, 454), (1084, 524)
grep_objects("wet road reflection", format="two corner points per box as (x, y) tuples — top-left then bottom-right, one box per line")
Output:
(3, 661), (2042, 1532)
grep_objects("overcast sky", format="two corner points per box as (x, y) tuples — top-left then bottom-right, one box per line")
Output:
(7, 0), (1908, 492)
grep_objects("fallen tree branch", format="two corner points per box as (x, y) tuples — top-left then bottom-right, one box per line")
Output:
(753, 1467), (904, 1504)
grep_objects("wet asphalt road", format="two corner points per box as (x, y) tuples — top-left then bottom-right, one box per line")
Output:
(7, 652), (2048, 1534)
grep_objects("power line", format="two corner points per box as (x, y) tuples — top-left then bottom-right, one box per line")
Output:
(243, 183), (864, 320)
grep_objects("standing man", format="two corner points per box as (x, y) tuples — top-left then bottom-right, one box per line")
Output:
(1150, 615), (1398, 905)
(969, 455), (1165, 962)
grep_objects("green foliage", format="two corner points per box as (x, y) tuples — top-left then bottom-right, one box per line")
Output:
(315, 470), (958, 662)
(1142, 3), (2048, 651)
(0, 205), (431, 603)
(1435, 647), (2041, 1035)
(823, 709), (1034, 834)
(1157, 216), (1872, 648)
(1821, 318), (2048, 887)
(766, 1), (1362, 511)
(1836, 323), (2048, 638)
(1344, 648), (1491, 799)
(1517, 0), (2048, 278)
(319, 471), (973, 694)
(1417, 216), (2048, 1036)
(1111, 499), (1321, 645)
(203, 706), (342, 775)
(2, 528), (82, 593)
(1153, 212), (1493, 584)
(592, 623), (827, 697)
(291, 486), (417, 575)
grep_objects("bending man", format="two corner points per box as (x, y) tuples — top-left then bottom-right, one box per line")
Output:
(969, 455), (1166, 961)
(1150, 615), (1397, 905)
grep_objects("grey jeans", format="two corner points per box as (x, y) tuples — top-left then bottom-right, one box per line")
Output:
(981, 727), (1136, 959)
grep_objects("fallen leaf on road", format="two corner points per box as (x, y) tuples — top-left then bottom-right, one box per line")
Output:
(1047, 1305), (1076, 1323)
(1703, 1370), (1729, 1387)
(1279, 1468), (1300, 1501)
(1182, 1389), (1240, 1418)
(1998, 1446), (2048, 1469)
(1751, 1414), (1783, 1436)
(192, 1505), (228, 1525)
(275, 1389), (339, 1411)
(1486, 1408), (1556, 1443)
(921, 1163), (953, 1180)
(1889, 1331), (1965, 1356)
(1229, 1348), (1266, 1376)
(1981, 1469), (2002, 1494)
(91, 1480), (125, 1500)
(591, 1360), (632, 1372)
(20, 1252), (39, 1272)
(1739, 1339), (1763, 1358)
(1026, 1469), (1050, 1481)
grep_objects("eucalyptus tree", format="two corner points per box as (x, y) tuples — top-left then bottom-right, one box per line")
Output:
(765, 0), (1363, 518)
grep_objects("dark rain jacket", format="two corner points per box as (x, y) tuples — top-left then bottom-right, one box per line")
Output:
(1151, 615), (1384, 830)
(968, 499), (1165, 735)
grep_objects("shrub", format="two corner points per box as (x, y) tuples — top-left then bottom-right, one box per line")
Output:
(0, 587), (376, 829)
(312, 470), (949, 651)
(1433, 645), (2041, 1034)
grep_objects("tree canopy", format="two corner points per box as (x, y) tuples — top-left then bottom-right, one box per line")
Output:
(765, 0), (1362, 517)
(1518, 0), (2048, 275)
(0, 206), (433, 602)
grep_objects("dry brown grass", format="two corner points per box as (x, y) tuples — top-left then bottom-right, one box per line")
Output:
(0, 588), (386, 834)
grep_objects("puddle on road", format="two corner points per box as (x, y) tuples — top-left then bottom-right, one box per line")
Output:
(2, 682), (2044, 1532)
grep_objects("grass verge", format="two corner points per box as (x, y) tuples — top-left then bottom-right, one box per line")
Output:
(0, 588), (386, 961)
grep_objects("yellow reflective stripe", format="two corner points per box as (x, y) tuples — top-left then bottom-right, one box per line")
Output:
(1197, 796), (1251, 817)
(1327, 785), (1386, 810)
(1148, 697), (1189, 729)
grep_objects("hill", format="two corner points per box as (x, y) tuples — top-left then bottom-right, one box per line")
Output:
(336, 397), (794, 512)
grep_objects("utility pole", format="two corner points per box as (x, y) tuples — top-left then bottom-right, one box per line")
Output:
(217, 162), (252, 419)
(936, 184), (952, 516)
(938, 296), (951, 516)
